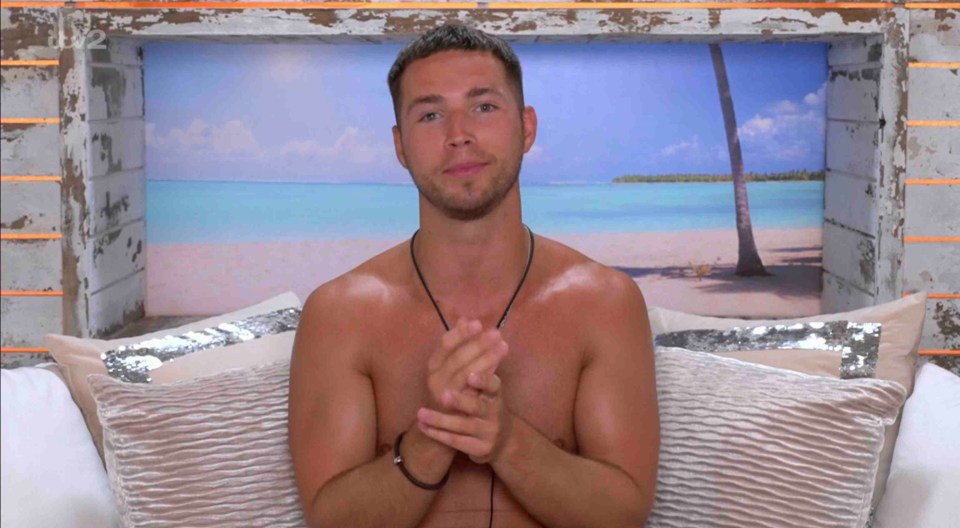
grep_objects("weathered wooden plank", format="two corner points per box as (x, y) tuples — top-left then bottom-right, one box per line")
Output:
(919, 299), (960, 352)
(909, 8), (960, 63)
(907, 126), (960, 180)
(0, 180), (60, 234)
(88, 269), (145, 338)
(822, 271), (875, 313)
(0, 239), (60, 291)
(0, 66), (58, 119)
(905, 184), (959, 238)
(825, 171), (877, 238)
(828, 35), (882, 67)
(90, 38), (143, 68)
(59, 29), (92, 338)
(823, 220), (877, 295)
(90, 219), (145, 295)
(88, 65), (144, 122)
(90, 120), (145, 178)
(908, 67), (960, 121)
(826, 65), (880, 122)
(0, 296), (62, 348)
(874, 7), (909, 304)
(903, 242), (960, 295)
(88, 169), (146, 235)
(0, 123), (60, 175)
(0, 7), (58, 61)
(78, 7), (882, 42)
(825, 120), (877, 179)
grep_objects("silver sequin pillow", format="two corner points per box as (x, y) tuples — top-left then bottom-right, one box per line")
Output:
(655, 320), (881, 379)
(650, 347), (906, 528)
(89, 361), (306, 527)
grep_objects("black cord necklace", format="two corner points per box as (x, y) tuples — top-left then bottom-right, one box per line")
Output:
(410, 223), (535, 528)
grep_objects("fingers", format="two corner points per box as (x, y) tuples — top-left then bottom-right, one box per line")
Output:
(441, 388), (491, 416)
(429, 318), (481, 370)
(467, 372), (502, 396)
(417, 407), (484, 436)
(438, 329), (506, 382)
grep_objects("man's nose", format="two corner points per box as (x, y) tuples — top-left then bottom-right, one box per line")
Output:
(446, 111), (474, 148)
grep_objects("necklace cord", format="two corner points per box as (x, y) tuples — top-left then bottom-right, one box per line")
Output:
(410, 224), (535, 528)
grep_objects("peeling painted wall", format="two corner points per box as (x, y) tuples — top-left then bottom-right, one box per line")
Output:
(1, 1), (957, 368)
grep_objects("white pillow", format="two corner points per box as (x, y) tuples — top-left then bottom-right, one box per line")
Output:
(1, 367), (119, 527)
(874, 363), (960, 528)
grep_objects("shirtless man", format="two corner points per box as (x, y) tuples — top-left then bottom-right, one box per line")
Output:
(288, 24), (660, 528)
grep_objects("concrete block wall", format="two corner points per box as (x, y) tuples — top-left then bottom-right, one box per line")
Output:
(1, 0), (957, 369)
(903, 8), (960, 355)
(1, 5), (63, 368)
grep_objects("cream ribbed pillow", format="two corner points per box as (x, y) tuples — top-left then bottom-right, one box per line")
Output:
(650, 347), (907, 528)
(89, 361), (304, 527)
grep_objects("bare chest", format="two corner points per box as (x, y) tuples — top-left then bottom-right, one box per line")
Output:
(369, 313), (586, 457)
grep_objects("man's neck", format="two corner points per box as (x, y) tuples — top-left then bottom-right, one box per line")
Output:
(411, 215), (531, 324)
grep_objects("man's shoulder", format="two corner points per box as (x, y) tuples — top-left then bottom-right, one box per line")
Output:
(537, 234), (642, 307)
(302, 240), (410, 322)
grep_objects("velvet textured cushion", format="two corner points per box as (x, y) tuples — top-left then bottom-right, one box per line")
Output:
(650, 347), (906, 528)
(89, 361), (304, 527)
(45, 292), (300, 458)
(647, 292), (927, 507)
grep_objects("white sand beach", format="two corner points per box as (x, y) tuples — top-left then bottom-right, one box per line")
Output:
(147, 228), (822, 319)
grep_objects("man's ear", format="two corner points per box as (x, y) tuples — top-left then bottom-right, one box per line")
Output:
(392, 125), (408, 169)
(521, 106), (538, 154)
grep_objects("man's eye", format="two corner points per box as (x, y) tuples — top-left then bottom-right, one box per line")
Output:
(420, 112), (439, 122)
(478, 103), (497, 112)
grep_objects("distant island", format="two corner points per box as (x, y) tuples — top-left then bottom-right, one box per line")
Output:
(612, 170), (825, 183)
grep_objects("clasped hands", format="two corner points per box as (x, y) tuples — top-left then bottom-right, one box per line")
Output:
(418, 317), (513, 465)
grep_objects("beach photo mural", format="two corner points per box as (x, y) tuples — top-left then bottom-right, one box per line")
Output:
(145, 41), (826, 318)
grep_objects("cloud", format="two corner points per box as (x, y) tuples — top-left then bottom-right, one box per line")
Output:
(146, 118), (260, 158)
(661, 135), (702, 157)
(524, 144), (548, 163)
(279, 127), (396, 166)
(739, 116), (777, 138)
(803, 82), (826, 106)
(736, 92), (825, 163)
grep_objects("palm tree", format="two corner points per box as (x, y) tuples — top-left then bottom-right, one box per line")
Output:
(709, 43), (769, 276)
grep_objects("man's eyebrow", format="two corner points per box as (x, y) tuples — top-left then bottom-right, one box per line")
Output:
(406, 94), (443, 116)
(466, 86), (506, 99)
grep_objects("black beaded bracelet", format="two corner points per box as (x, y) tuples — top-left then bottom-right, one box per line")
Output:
(393, 432), (450, 490)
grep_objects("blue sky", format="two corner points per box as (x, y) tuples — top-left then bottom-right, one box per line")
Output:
(145, 41), (827, 184)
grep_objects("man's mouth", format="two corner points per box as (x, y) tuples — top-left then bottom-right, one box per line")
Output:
(444, 161), (488, 178)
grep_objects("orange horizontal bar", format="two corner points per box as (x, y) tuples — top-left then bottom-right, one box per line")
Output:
(909, 62), (960, 69)
(0, 175), (61, 182)
(0, 2), (65, 7)
(906, 179), (959, 185)
(73, 1), (476, 9)
(0, 233), (62, 240)
(490, 2), (891, 7)
(907, 120), (960, 128)
(0, 291), (63, 297)
(0, 117), (59, 125)
(906, 2), (960, 8)
(919, 350), (960, 356)
(0, 347), (49, 354)
(905, 237), (960, 243)
(0, 60), (58, 67)
(929, 294), (960, 299)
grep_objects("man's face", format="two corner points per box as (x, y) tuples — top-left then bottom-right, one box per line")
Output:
(392, 50), (537, 221)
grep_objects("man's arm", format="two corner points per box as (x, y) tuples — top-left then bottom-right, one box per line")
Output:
(288, 281), (455, 528)
(417, 270), (660, 527)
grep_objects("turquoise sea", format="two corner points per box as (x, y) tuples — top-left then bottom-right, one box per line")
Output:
(147, 181), (824, 245)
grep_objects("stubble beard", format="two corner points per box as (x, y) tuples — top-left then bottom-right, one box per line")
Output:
(413, 156), (522, 222)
